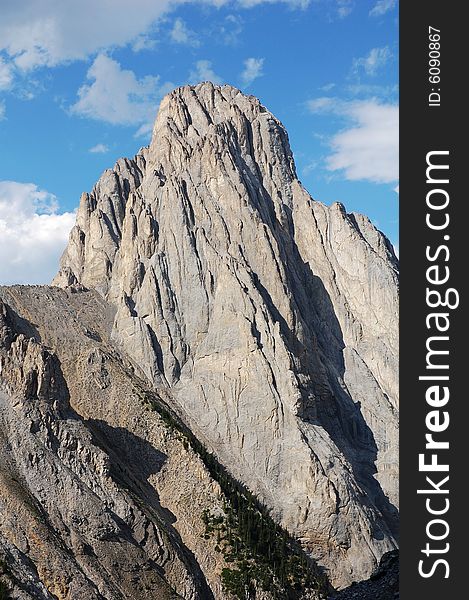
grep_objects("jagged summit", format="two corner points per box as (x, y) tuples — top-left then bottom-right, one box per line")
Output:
(153, 82), (288, 139)
(1, 84), (398, 597)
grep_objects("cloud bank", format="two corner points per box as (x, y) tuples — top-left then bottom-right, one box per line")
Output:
(0, 0), (313, 72)
(308, 97), (398, 184)
(0, 181), (75, 285)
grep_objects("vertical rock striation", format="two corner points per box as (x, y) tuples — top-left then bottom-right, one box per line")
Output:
(53, 82), (399, 587)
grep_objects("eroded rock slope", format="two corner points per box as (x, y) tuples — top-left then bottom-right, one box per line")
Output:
(0, 286), (325, 599)
(52, 83), (399, 587)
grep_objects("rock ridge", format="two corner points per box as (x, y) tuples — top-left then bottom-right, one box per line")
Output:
(3, 82), (398, 593)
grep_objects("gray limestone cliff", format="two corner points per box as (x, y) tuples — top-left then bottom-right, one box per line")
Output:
(0, 82), (398, 598)
(1, 286), (324, 599)
(54, 83), (399, 586)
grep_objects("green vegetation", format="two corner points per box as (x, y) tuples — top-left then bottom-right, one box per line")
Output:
(0, 560), (9, 600)
(139, 387), (329, 599)
(0, 581), (9, 600)
(201, 492), (327, 599)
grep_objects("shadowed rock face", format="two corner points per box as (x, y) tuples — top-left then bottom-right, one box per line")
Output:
(2, 83), (398, 593)
(0, 289), (221, 600)
(0, 286), (325, 600)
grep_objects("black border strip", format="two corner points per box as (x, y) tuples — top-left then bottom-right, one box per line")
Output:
(400, 3), (465, 597)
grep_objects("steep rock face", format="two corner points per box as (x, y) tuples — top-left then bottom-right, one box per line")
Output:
(54, 83), (399, 587)
(0, 289), (232, 599)
(0, 286), (325, 600)
(57, 155), (147, 296)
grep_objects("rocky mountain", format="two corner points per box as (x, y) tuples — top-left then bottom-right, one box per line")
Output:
(0, 83), (398, 599)
(331, 551), (399, 600)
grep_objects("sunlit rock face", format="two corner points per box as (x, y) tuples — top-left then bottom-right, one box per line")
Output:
(53, 82), (399, 587)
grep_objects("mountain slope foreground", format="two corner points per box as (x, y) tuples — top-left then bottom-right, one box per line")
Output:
(1, 83), (398, 598)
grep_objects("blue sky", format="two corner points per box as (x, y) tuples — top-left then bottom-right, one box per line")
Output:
(0, 0), (398, 284)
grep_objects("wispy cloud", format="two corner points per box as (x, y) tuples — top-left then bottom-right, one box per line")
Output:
(238, 0), (310, 7)
(345, 82), (398, 99)
(0, 181), (76, 285)
(369, 0), (397, 17)
(240, 57), (264, 87)
(89, 143), (109, 154)
(132, 35), (159, 52)
(301, 159), (320, 176)
(307, 97), (344, 113)
(0, 57), (14, 90)
(0, 0), (311, 71)
(189, 60), (223, 84)
(336, 0), (354, 19)
(216, 14), (244, 45)
(70, 54), (174, 137)
(170, 18), (200, 47)
(307, 97), (398, 184)
(352, 46), (392, 77)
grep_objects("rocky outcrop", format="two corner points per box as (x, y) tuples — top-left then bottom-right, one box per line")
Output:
(0, 291), (216, 599)
(55, 155), (147, 296)
(330, 551), (399, 600)
(0, 287), (326, 599)
(53, 82), (399, 588)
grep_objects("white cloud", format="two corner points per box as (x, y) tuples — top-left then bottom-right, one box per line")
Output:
(0, 57), (14, 90)
(352, 46), (392, 77)
(0, 0), (173, 70)
(237, 0), (310, 6)
(89, 143), (109, 154)
(170, 18), (200, 47)
(217, 14), (244, 45)
(240, 57), (264, 87)
(369, 0), (397, 17)
(132, 35), (159, 52)
(346, 82), (398, 99)
(134, 121), (158, 138)
(0, 181), (76, 285)
(70, 54), (174, 136)
(0, 1), (311, 71)
(307, 96), (344, 113)
(308, 97), (398, 184)
(336, 0), (353, 18)
(0, 100), (5, 120)
(189, 60), (223, 84)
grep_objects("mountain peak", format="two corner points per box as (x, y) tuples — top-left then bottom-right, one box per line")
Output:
(51, 87), (398, 588)
(149, 80), (296, 185)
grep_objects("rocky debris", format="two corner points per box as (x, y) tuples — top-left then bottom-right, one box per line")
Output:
(329, 551), (399, 600)
(54, 82), (399, 588)
(0, 295), (201, 599)
(0, 286), (326, 599)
